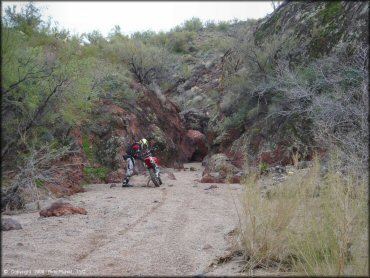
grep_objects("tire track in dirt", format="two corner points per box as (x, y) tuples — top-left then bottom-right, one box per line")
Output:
(75, 187), (167, 263)
(117, 187), (167, 236)
(2, 163), (244, 276)
(163, 193), (194, 274)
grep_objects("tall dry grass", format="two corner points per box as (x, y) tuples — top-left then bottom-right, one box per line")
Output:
(238, 155), (368, 276)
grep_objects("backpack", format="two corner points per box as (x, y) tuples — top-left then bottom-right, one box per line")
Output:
(126, 142), (140, 157)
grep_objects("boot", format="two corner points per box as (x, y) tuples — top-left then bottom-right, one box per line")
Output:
(122, 177), (133, 187)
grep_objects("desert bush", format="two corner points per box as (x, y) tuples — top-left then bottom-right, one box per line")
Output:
(1, 143), (76, 211)
(130, 30), (157, 43)
(148, 31), (168, 47)
(270, 44), (369, 174)
(219, 91), (238, 114)
(166, 31), (196, 53)
(93, 66), (137, 110)
(84, 30), (106, 45)
(222, 107), (248, 131)
(83, 166), (108, 183)
(204, 20), (216, 29)
(239, 155), (368, 275)
(182, 17), (203, 32)
(170, 17), (203, 33)
(181, 63), (192, 79)
(200, 36), (234, 54)
(117, 39), (175, 85)
(216, 20), (231, 31)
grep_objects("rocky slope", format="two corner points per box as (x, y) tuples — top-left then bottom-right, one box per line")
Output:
(29, 1), (369, 196)
(44, 80), (210, 195)
(166, 1), (368, 182)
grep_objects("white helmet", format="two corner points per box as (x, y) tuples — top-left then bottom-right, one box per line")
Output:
(139, 138), (149, 149)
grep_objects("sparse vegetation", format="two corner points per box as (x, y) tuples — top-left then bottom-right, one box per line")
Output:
(1, 142), (76, 211)
(258, 162), (269, 175)
(239, 155), (368, 275)
(83, 166), (108, 183)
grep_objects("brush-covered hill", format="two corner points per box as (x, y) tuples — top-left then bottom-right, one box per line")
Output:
(1, 1), (368, 208)
(164, 1), (369, 182)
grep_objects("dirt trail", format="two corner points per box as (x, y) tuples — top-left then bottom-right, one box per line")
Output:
(2, 163), (245, 276)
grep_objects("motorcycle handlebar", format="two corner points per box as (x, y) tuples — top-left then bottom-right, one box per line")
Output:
(143, 148), (158, 157)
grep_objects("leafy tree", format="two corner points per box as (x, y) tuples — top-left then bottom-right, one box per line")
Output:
(182, 17), (203, 32)
(118, 39), (174, 85)
(84, 30), (106, 45)
(131, 30), (157, 43)
(1, 7), (98, 168)
(3, 2), (43, 35)
(166, 31), (196, 53)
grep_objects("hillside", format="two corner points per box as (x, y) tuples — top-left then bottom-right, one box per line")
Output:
(166, 1), (369, 182)
(1, 0), (367, 203)
(1, 1), (368, 276)
(2, 0), (368, 207)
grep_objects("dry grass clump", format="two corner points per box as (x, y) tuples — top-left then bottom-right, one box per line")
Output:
(238, 156), (368, 276)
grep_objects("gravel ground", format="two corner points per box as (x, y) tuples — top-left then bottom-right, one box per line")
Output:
(1, 163), (245, 276)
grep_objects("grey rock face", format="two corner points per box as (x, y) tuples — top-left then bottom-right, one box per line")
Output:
(179, 108), (210, 133)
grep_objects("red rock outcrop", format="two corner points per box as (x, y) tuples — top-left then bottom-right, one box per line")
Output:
(224, 148), (245, 169)
(44, 128), (86, 197)
(186, 130), (208, 162)
(257, 144), (291, 166)
(39, 201), (87, 217)
(135, 81), (195, 165)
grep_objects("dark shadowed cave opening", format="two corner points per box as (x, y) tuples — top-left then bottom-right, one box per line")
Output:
(190, 149), (207, 162)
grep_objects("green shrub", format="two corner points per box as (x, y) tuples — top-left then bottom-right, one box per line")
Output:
(259, 162), (269, 174)
(182, 63), (192, 79)
(182, 17), (203, 32)
(216, 20), (231, 31)
(83, 166), (108, 182)
(222, 106), (248, 130)
(199, 36), (232, 52)
(247, 107), (259, 120)
(167, 31), (196, 53)
(34, 178), (44, 188)
(318, 2), (344, 25)
(204, 20), (216, 29)
(82, 133), (93, 161)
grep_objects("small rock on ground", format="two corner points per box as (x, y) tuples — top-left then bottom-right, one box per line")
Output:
(2, 218), (22, 231)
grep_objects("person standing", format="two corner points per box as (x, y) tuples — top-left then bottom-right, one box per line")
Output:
(122, 138), (149, 187)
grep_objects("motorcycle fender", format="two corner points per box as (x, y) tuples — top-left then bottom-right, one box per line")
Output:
(144, 157), (159, 168)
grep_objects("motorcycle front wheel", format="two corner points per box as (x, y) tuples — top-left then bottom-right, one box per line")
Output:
(149, 168), (161, 187)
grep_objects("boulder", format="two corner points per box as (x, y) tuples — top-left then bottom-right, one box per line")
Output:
(39, 201), (87, 217)
(200, 174), (223, 183)
(2, 218), (22, 231)
(186, 130), (208, 162)
(201, 153), (245, 183)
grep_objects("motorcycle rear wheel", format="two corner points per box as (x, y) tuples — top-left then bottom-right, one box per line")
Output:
(149, 168), (161, 187)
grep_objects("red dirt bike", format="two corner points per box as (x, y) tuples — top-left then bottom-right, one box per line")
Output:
(142, 147), (162, 187)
